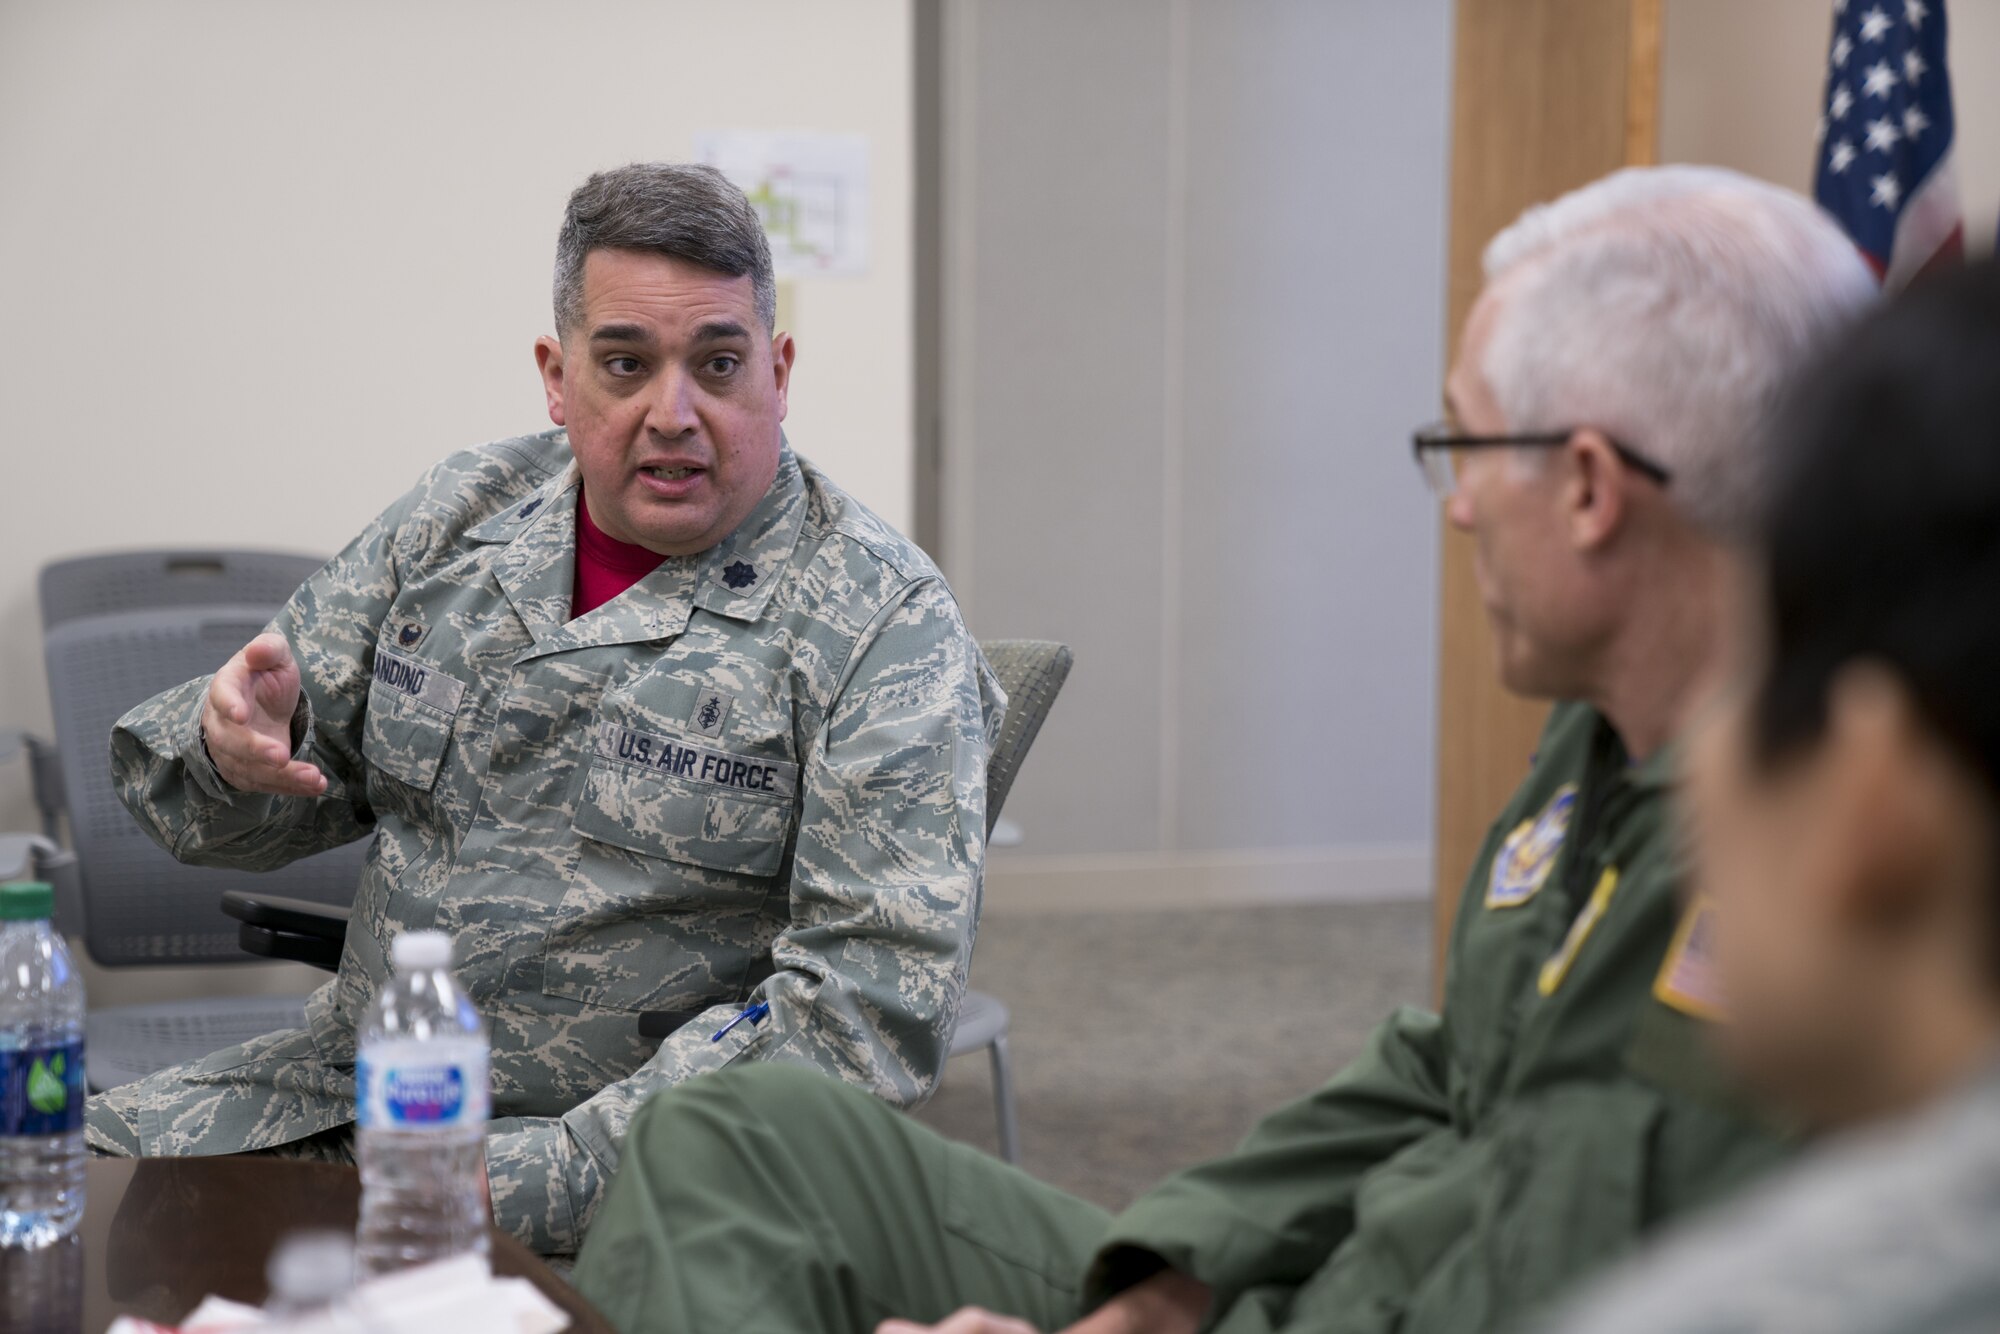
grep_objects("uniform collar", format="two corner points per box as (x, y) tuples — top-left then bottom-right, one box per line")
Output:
(464, 437), (805, 655)
(1590, 709), (1678, 794)
(690, 443), (806, 624)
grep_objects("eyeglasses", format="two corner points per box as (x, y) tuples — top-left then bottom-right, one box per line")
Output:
(1410, 422), (1673, 499)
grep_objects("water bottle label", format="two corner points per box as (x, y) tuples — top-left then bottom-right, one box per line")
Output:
(356, 1041), (488, 1130)
(0, 1037), (86, 1136)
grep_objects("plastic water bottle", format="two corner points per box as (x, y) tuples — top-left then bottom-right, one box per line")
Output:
(354, 930), (490, 1277)
(0, 881), (86, 1250)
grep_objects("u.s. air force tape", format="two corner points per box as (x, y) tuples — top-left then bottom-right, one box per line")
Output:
(372, 647), (466, 716)
(596, 722), (799, 797)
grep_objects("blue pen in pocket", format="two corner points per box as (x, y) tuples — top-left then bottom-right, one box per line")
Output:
(711, 1001), (771, 1043)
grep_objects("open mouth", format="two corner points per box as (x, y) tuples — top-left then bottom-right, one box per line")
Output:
(642, 466), (700, 481)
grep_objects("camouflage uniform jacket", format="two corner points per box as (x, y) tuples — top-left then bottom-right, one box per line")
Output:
(86, 430), (1003, 1255)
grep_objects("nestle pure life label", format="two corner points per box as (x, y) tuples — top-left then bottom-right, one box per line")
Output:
(356, 1038), (489, 1130)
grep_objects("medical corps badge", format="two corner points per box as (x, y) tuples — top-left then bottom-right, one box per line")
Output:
(1486, 784), (1577, 910)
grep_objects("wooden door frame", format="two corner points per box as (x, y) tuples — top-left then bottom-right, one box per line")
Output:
(1432, 0), (1662, 993)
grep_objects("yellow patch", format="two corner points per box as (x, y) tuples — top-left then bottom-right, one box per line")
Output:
(1653, 895), (1728, 1022)
(1487, 784), (1578, 910)
(1538, 867), (1620, 996)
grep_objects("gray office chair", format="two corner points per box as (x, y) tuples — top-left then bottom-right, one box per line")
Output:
(946, 638), (1074, 1164)
(38, 549), (328, 632)
(31, 562), (365, 1091)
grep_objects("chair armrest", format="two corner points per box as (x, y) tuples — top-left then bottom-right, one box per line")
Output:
(221, 890), (350, 971)
(236, 922), (344, 971)
(220, 890), (351, 941)
(0, 732), (62, 843)
(636, 1008), (703, 1041)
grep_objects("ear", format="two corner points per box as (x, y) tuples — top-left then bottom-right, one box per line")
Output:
(1819, 663), (1957, 940)
(1561, 430), (1628, 552)
(769, 332), (797, 423)
(534, 335), (568, 427)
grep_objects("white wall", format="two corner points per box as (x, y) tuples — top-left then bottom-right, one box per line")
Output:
(1661, 0), (2000, 249)
(0, 1), (914, 855)
(943, 0), (1451, 910)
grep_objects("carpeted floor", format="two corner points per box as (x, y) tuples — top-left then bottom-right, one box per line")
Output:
(912, 900), (1433, 1211)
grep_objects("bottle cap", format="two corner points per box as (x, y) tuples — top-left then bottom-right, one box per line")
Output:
(0, 881), (54, 921)
(390, 930), (452, 970)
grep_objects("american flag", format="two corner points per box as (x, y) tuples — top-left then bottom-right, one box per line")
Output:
(1814, 0), (1964, 287)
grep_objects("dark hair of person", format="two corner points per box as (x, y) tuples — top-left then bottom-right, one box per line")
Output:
(1752, 260), (2000, 824)
(553, 162), (777, 336)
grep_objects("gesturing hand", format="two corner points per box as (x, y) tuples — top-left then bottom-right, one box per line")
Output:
(199, 632), (327, 797)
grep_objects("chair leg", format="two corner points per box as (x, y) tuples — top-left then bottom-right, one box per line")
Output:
(987, 1033), (1021, 1165)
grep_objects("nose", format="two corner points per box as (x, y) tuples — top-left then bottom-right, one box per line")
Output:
(644, 366), (701, 439)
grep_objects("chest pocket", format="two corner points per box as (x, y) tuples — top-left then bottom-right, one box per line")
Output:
(544, 719), (799, 1012)
(361, 659), (461, 795)
(573, 721), (797, 876)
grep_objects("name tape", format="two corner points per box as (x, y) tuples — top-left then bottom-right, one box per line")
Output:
(372, 647), (466, 717)
(598, 722), (798, 797)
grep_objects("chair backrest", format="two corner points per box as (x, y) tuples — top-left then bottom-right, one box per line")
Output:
(39, 550), (328, 631)
(43, 604), (366, 967)
(977, 640), (1074, 836)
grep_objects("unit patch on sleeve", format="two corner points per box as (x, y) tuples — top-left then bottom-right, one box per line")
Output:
(1487, 784), (1578, 910)
(1653, 895), (1728, 1022)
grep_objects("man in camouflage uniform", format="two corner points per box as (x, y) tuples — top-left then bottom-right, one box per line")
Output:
(85, 162), (1002, 1257)
(566, 167), (1878, 1333)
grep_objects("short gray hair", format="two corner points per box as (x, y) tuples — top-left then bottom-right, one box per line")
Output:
(553, 162), (777, 337)
(1480, 165), (1877, 537)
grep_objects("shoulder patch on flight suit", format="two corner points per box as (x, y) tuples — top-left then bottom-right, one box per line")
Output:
(372, 646), (466, 717)
(1653, 895), (1728, 1021)
(1538, 866), (1620, 996)
(1488, 785), (1578, 909)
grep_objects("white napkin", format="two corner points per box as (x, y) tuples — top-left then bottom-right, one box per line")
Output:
(107, 1255), (570, 1334)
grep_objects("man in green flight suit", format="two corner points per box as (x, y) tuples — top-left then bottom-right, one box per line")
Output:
(568, 165), (1878, 1333)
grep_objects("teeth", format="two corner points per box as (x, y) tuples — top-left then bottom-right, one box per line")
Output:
(645, 467), (695, 480)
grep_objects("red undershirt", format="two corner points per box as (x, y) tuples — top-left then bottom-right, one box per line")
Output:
(572, 490), (667, 619)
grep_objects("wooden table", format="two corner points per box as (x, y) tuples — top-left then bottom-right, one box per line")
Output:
(0, 1157), (614, 1333)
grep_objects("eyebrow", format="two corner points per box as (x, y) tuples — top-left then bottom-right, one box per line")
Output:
(589, 322), (654, 346)
(691, 320), (751, 345)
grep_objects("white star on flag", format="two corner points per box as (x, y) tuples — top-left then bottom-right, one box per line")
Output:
(1815, 0), (1963, 287)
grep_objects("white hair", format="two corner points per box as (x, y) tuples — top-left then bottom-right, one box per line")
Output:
(1480, 165), (1878, 537)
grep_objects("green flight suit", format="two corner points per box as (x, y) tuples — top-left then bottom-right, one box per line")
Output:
(571, 702), (1787, 1333)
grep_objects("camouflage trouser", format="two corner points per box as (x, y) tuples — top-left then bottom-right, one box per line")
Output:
(83, 1027), (354, 1161)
